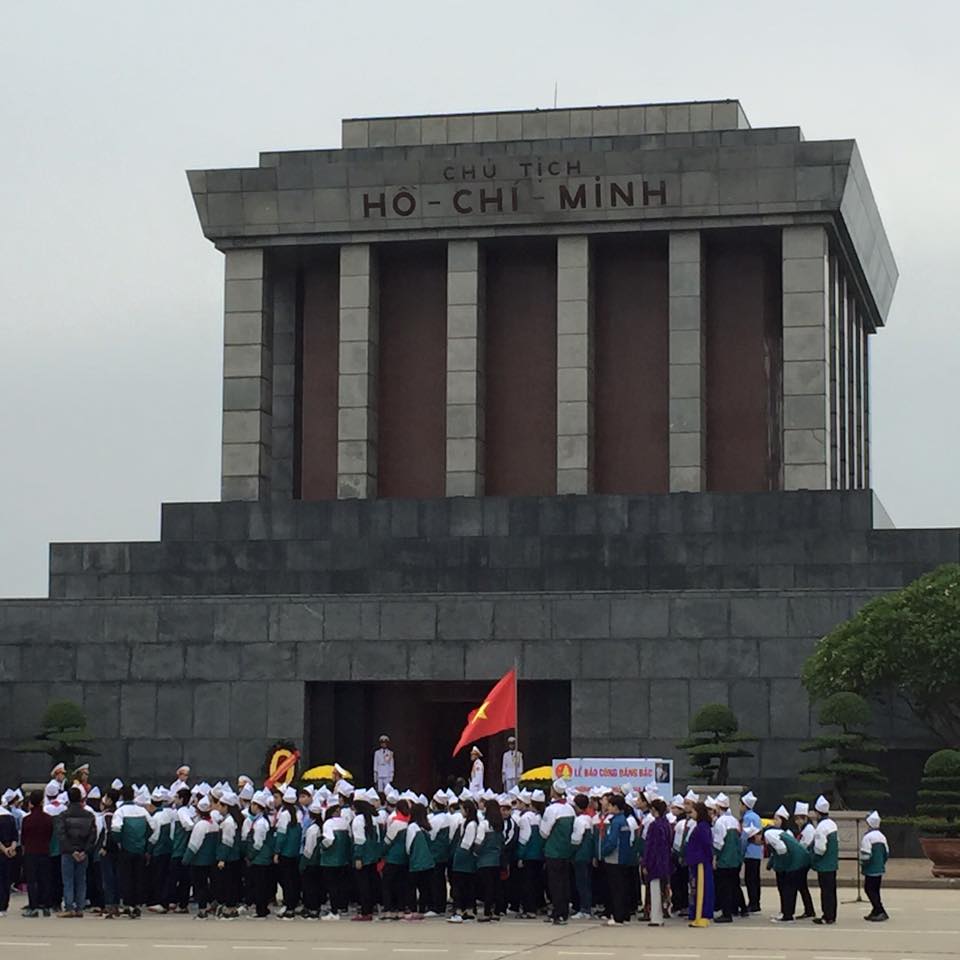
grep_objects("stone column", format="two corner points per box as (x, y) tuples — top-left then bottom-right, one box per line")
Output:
(270, 269), (297, 500)
(668, 231), (705, 492)
(782, 225), (832, 490)
(337, 244), (378, 499)
(446, 240), (485, 497)
(556, 236), (593, 494)
(221, 249), (272, 501)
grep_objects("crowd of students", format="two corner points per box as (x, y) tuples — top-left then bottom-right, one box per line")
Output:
(0, 762), (891, 926)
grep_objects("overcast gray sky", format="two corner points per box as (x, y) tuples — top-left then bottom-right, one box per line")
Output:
(1, 1), (958, 598)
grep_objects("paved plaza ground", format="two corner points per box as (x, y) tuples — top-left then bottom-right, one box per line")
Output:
(0, 888), (956, 960)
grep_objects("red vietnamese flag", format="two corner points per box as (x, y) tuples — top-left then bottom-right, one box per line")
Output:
(451, 668), (517, 756)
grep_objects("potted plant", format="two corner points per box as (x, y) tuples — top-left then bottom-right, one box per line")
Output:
(915, 748), (960, 877)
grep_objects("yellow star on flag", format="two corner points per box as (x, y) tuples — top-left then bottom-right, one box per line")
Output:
(471, 700), (490, 723)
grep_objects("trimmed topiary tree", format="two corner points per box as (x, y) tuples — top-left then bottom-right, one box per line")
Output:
(16, 700), (98, 771)
(803, 564), (960, 746)
(798, 691), (888, 809)
(915, 749), (960, 837)
(676, 703), (757, 785)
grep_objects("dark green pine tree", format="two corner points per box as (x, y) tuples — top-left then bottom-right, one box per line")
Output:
(799, 692), (888, 809)
(16, 700), (99, 772)
(915, 749), (960, 837)
(676, 704), (757, 786)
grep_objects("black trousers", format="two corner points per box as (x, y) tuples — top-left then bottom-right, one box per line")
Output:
(777, 868), (800, 921)
(520, 860), (543, 914)
(382, 862), (407, 913)
(24, 853), (53, 910)
(477, 865), (500, 917)
(165, 858), (191, 909)
(715, 866), (740, 919)
(49, 855), (63, 908)
(117, 851), (146, 908)
(544, 857), (570, 920)
(451, 870), (476, 915)
(191, 865), (212, 910)
(216, 861), (242, 909)
(431, 863), (448, 913)
(797, 868), (815, 916)
(817, 870), (837, 922)
(325, 865), (351, 913)
(355, 863), (377, 917)
(744, 859), (761, 911)
(408, 867), (433, 914)
(148, 853), (170, 907)
(301, 865), (323, 913)
(248, 864), (273, 917)
(277, 855), (300, 911)
(864, 874), (885, 916)
(671, 863), (689, 912)
(605, 863), (631, 924)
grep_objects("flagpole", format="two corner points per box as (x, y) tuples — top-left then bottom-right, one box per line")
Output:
(514, 657), (520, 765)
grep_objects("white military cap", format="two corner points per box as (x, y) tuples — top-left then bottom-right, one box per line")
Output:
(866, 810), (881, 828)
(334, 763), (348, 777)
(471, 746), (483, 757)
(50, 762), (66, 776)
(282, 786), (298, 804)
(684, 790), (699, 802)
(775, 804), (789, 819)
(111, 778), (124, 790)
(794, 801), (809, 817)
(239, 783), (254, 801)
(531, 789), (545, 803)
(741, 790), (757, 809)
(87, 786), (101, 800)
(815, 795), (830, 814)
(176, 765), (190, 776)
(552, 778), (568, 794)
(715, 792), (730, 808)
(75, 763), (90, 775)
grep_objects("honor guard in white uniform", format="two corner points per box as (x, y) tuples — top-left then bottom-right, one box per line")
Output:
(373, 735), (395, 792)
(469, 746), (485, 792)
(501, 736), (523, 791)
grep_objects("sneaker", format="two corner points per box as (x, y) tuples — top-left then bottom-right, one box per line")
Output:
(131, 908), (141, 919)
(0, 912), (6, 919)
(553, 918), (567, 926)
(649, 921), (664, 927)
(607, 918), (622, 926)
(196, 910), (208, 919)
(771, 916), (794, 923)
(868, 912), (889, 922)
(148, 905), (168, 914)
(447, 914), (464, 924)
(321, 912), (341, 921)
(42, 909), (51, 917)
(21, 910), (39, 918)
(423, 911), (438, 918)
(57, 911), (77, 919)
(715, 916), (733, 924)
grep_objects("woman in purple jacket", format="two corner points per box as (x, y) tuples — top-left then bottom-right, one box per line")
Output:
(644, 799), (673, 926)
(684, 801), (715, 928)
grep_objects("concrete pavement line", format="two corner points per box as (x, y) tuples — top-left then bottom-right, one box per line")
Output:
(813, 955), (874, 960)
(233, 947), (288, 951)
(311, 949), (368, 953)
(727, 955), (786, 959)
(0, 943), (50, 948)
(75, 944), (128, 948)
(392, 950), (448, 954)
(556, 953), (614, 957)
(152, 946), (209, 950)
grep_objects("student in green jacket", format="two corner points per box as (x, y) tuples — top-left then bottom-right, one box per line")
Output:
(274, 787), (303, 919)
(475, 800), (504, 922)
(405, 802), (437, 918)
(764, 806), (810, 923)
(539, 780), (576, 925)
(321, 799), (352, 919)
(246, 791), (275, 919)
(860, 811), (889, 922)
(299, 798), (324, 919)
(382, 798), (411, 921)
(215, 792), (244, 919)
(810, 795), (839, 925)
(447, 798), (479, 923)
(183, 796), (219, 918)
(351, 794), (381, 922)
(111, 786), (153, 918)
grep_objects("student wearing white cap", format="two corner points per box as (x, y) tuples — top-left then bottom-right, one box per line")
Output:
(183, 796), (219, 918)
(516, 790), (546, 918)
(321, 797), (353, 919)
(860, 811), (889, 922)
(245, 791), (275, 919)
(540, 779), (575, 925)
(374, 736), (395, 793)
(447, 797), (479, 922)
(810, 795), (838, 924)
(792, 801), (817, 919)
(300, 797), (324, 919)
(111, 784), (153, 917)
(670, 794), (693, 915)
(214, 792), (244, 919)
(469, 747), (485, 793)
(765, 806), (807, 923)
(740, 790), (762, 913)
(274, 786), (303, 918)
(501, 737), (523, 792)
(711, 793), (743, 923)
(0, 791), (19, 917)
(427, 791), (451, 916)
(146, 787), (174, 913)
(166, 785), (195, 913)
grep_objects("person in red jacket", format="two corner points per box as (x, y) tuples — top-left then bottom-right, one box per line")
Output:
(19, 792), (54, 917)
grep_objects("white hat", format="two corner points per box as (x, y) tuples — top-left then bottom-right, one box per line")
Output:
(741, 790), (757, 809)
(620, 782), (633, 794)
(531, 789), (545, 803)
(87, 786), (101, 800)
(507, 735), (517, 743)
(364, 788), (380, 803)
(221, 791), (239, 807)
(815, 795), (830, 814)
(239, 783), (254, 801)
(715, 792), (729, 808)
(197, 796), (211, 813)
(433, 790), (449, 806)
(498, 794), (512, 806)
(482, 788), (497, 801)
(334, 763), (348, 777)
(509, 785), (521, 796)
(111, 778), (123, 791)
(684, 790), (699, 802)
(401, 790), (419, 803)
(552, 778), (568, 795)
(705, 796), (717, 809)
(75, 763), (90, 775)
(671, 794), (685, 809)
(251, 790), (271, 808)
(177, 765), (190, 776)
(50, 763), (66, 776)
(458, 788), (473, 802)
(151, 786), (168, 802)
(386, 788), (400, 804)
(794, 801), (809, 817)
(1, 789), (15, 804)
(775, 804), (789, 819)
(309, 796), (324, 814)
(282, 787), (298, 804)
(471, 746), (482, 757)
(237, 775), (252, 787)
(334, 780), (354, 797)
(866, 810), (881, 829)
(743, 825), (760, 839)
(196, 782), (211, 796)
(44, 781), (60, 798)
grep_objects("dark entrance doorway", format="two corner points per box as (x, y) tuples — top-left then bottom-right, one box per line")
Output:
(307, 680), (570, 793)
